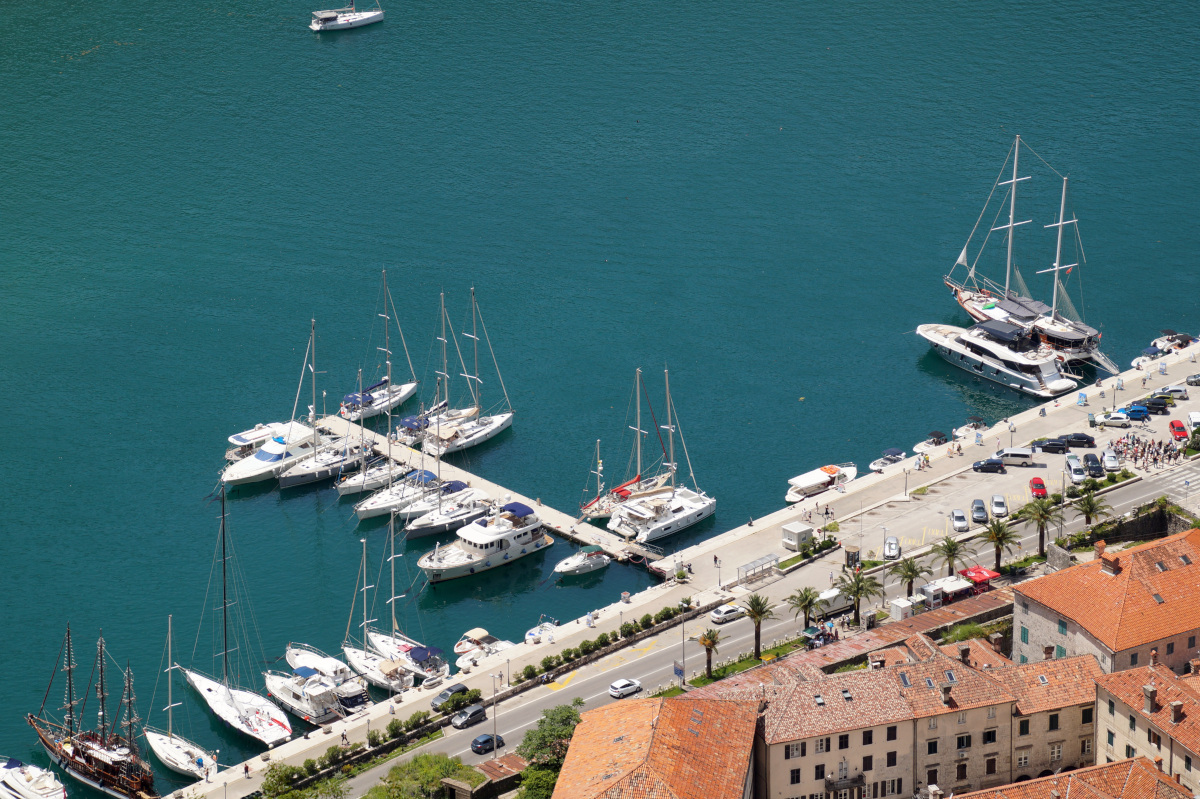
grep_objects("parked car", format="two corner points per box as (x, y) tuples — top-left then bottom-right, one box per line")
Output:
(1160, 385), (1190, 400)
(1170, 420), (1189, 441)
(1083, 453), (1104, 478)
(1036, 438), (1069, 454)
(609, 678), (642, 699)
(1029, 477), (1047, 498)
(971, 499), (988, 524)
(1066, 455), (1087, 485)
(471, 734), (505, 754)
(451, 705), (487, 729)
(1060, 432), (1096, 448)
(951, 510), (969, 533)
(1102, 449), (1120, 472)
(1097, 412), (1132, 428)
(1147, 394), (1175, 407)
(973, 459), (1006, 473)
(431, 683), (469, 711)
(883, 536), (901, 560)
(1185, 374), (1200, 387)
(1120, 405), (1150, 422)
(990, 494), (1008, 517)
(710, 604), (746, 624)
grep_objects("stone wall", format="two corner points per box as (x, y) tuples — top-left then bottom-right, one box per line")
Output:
(1045, 542), (1074, 573)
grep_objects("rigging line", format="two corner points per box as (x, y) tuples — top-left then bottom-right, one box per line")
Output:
(641, 378), (668, 458)
(444, 303), (477, 408)
(77, 650), (99, 734)
(388, 285), (418, 383)
(1020, 140), (1065, 180)
(957, 146), (1012, 274)
(343, 548), (363, 645)
(37, 631), (66, 717)
(671, 395), (701, 490)
(147, 628), (168, 726)
(191, 521), (222, 665)
(971, 196), (1013, 294)
(475, 301), (512, 411)
(290, 327), (313, 424)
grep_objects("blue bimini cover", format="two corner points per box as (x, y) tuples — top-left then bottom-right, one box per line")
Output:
(501, 502), (535, 518)
(400, 415), (430, 431)
(1143, 346), (1161, 355)
(364, 377), (389, 392)
(442, 480), (468, 493)
(883, 448), (904, 457)
(412, 470), (438, 484)
(293, 666), (319, 678)
(410, 646), (443, 663)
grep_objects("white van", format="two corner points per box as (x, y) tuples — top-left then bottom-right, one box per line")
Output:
(1065, 454), (1087, 484)
(1188, 411), (1200, 432)
(993, 447), (1036, 467)
(818, 588), (854, 618)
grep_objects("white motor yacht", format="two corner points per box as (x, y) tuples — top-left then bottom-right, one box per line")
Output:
(917, 321), (1078, 398)
(553, 545), (612, 576)
(338, 376), (418, 422)
(607, 487), (715, 543)
(452, 628), (492, 655)
(354, 469), (441, 520)
(868, 450), (906, 472)
(404, 489), (491, 538)
(454, 636), (516, 671)
(309, 2), (383, 31)
(0, 758), (66, 799)
(524, 616), (559, 645)
(180, 667), (291, 746)
(284, 643), (371, 714)
(417, 502), (551, 583)
(278, 437), (368, 488)
(220, 432), (325, 486)
(262, 669), (344, 725)
(225, 420), (313, 463)
(784, 463), (857, 503)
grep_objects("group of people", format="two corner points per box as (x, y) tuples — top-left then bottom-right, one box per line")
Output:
(915, 452), (933, 470)
(1110, 433), (1184, 471)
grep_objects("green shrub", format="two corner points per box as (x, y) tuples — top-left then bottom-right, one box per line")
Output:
(679, 596), (692, 609)
(541, 655), (559, 671)
(404, 710), (430, 732)
(1051, 493), (1063, 505)
(386, 718), (405, 740)
(465, 689), (482, 704)
(560, 648), (575, 663)
(1107, 472), (1118, 483)
(522, 664), (538, 681)
(640, 614), (654, 630)
(1066, 486), (1081, 498)
(1082, 478), (1102, 493)
(654, 606), (676, 624)
(303, 759), (319, 776)
(1120, 468), (1135, 479)
(367, 729), (383, 747)
(578, 639), (596, 655)
(823, 521), (841, 533)
(620, 622), (637, 638)
(595, 632), (610, 647)
(675, 569), (688, 581)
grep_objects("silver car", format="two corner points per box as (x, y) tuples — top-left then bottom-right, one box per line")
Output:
(1102, 449), (1120, 472)
(990, 494), (1008, 517)
(950, 510), (969, 533)
(883, 536), (901, 559)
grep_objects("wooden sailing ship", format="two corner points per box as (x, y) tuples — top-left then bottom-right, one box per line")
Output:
(27, 626), (159, 799)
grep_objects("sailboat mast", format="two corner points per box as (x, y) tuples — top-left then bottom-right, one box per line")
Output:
(435, 294), (448, 507)
(389, 516), (397, 637)
(1050, 176), (1068, 317)
(665, 369), (675, 491)
(383, 269), (393, 469)
(1004, 136), (1021, 297)
(167, 614), (174, 738)
(635, 369), (642, 478)
(63, 625), (78, 734)
(361, 539), (368, 638)
(121, 663), (139, 748)
(310, 319), (318, 449)
(220, 491), (229, 686)
(96, 635), (109, 740)
(472, 287), (480, 409)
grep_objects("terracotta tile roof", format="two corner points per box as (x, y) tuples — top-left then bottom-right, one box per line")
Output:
(938, 638), (1013, 670)
(1096, 664), (1200, 755)
(475, 753), (528, 781)
(987, 655), (1103, 715)
(954, 756), (1189, 799)
(891, 641), (1011, 718)
(1016, 529), (1200, 652)
(552, 697), (758, 799)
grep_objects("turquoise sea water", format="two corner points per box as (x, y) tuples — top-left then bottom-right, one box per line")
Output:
(3, 0), (1199, 788)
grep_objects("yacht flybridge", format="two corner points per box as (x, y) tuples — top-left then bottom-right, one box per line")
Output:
(917, 320), (1077, 398)
(942, 135), (1117, 373)
(417, 502), (552, 583)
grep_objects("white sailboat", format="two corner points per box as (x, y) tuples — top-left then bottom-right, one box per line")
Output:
(339, 271), (419, 422)
(342, 538), (413, 694)
(607, 370), (715, 543)
(278, 436), (368, 488)
(353, 469), (441, 519)
(417, 502), (552, 583)
(143, 615), (218, 782)
(422, 289), (514, 458)
(0, 759), (64, 799)
(179, 492), (292, 747)
(310, 0), (383, 31)
(404, 487), (491, 538)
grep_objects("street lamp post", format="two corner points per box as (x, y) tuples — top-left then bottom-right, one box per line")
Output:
(680, 613), (687, 688)
(903, 469), (910, 497)
(1009, 421), (1016, 447)
(491, 673), (503, 759)
(716, 557), (722, 590)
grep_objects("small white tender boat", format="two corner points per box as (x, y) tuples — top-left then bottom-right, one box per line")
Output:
(454, 635), (516, 671)
(868, 449), (906, 472)
(785, 463), (857, 504)
(524, 615), (559, 645)
(310, 1), (384, 31)
(0, 758), (66, 799)
(453, 628), (492, 655)
(553, 545), (612, 576)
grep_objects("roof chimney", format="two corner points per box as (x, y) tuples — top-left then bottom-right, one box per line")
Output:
(959, 644), (971, 665)
(1170, 701), (1184, 724)
(1144, 684), (1157, 714)
(1154, 756), (1163, 772)
(929, 785), (944, 799)
(1094, 540), (1106, 559)
(1051, 791), (1061, 799)
(989, 633), (1004, 654)
(1190, 658), (1200, 676)
(1100, 552), (1121, 575)
(940, 683), (952, 706)
(1150, 649), (1159, 667)
(1044, 645), (1056, 661)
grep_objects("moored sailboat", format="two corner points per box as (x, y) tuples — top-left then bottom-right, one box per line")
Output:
(143, 615), (218, 782)
(343, 538), (414, 694)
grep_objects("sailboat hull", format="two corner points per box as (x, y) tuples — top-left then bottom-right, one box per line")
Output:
(339, 381), (418, 421)
(181, 668), (291, 747)
(143, 728), (218, 782)
(423, 413), (513, 457)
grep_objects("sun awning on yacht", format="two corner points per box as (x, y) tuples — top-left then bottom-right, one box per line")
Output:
(294, 666), (319, 678)
(502, 502), (535, 517)
(314, 10), (339, 19)
(882, 448), (904, 457)
(973, 319), (1025, 343)
(442, 480), (468, 493)
(462, 628), (488, 640)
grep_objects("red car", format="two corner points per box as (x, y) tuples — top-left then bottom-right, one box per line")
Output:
(1170, 420), (1189, 442)
(1029, 477), (1047, 498)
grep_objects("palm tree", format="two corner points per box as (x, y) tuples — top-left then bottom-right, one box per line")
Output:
(1074, 491), (1113, 526)
(931, 535), (972, 577)
(784, 586), (826, 630)
(981, 520), (1021, 571)
(834, 570), (885, 626)
(697, 628), (721, 679)
(742, 593), (776, 660)
(887, 557), (933, 597)
(1015, 498), (1065, 556)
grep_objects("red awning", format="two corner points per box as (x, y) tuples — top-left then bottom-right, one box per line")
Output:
(959, 566), (1000, 583)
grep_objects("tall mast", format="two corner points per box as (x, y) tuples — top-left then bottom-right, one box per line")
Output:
(310, 319), (319, 450)
(664, 369), (675, 491)
(389, 516), (397, 637)
(634, 369), (642, 478)
(435, 294), (448, 506)
(359, 538), (375, 641)
(220, 490), (229, 686)
(121, 662), (140, 748)
(472, 288), (480, 409)
(996, 135), (1031, 298)
(96, 634), (109, 740)
(62, 624), (78, 734)
(1039, 176), (1077, 320)
(165, 615), (179, 740)
(382, 270), (393, 479)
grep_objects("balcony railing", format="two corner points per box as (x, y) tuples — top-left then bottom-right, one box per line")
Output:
(825, 773), (866, 790)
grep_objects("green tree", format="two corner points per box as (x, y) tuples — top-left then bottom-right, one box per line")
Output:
(742, 593), (776, 660)
(1074, 491), (1113, 526)
(260, 764), (308, 799)
(931, 535), (972, 577)
(833, 570), (885, 626)
(374, 754), (463, 799)
(784, 586), (826, 630)
(315, 779), (349, 799)
(517, 768), (559, 799)
(981, 520), (1021, 571)
(516, 698), (586, 772)
(697, 628), (721, 679)
(887, 557), (932, 597)
(1015, 498), (1065, 556)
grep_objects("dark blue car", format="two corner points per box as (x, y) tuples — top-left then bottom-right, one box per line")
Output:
(1120, 405), (1150, 422)
(972, 459), (1006, 474)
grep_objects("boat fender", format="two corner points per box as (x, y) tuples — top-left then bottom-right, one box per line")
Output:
(469, 568), (475, 574)
(485, 561), (491, 567)
(503, 553), (509, 560)
(521, 549), (526, 554)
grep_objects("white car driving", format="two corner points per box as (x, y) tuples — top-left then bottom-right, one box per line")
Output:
(710, 604), (747, 624)
(609, 678), (642, 698)
(1097, 412), (1132, 428)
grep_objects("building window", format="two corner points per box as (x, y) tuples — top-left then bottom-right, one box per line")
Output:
(786, 743), (805, 759)
(864, 756), (874, 772)
(1126, 745), (1135, 758)
(887, 726), (897, 741)
(958, 712), (966, 725)
(864, 730), (874, 746)
(1050, 743), (1062, 762)
(1149, 730), (1161, 748)
(983, 729), (996, 745)
(1190, 636), (1196, 649)
(927, 770), (938, 787)
(957, 735), (972, 749)
(1167, 642), (1174, 655)
(987, 706), (996, 719)
(956, 763), (967, 781)
(790, 769), (802, 785)
(815, 764), (825, 780)
(1082, 739), (1092, 756)
(1017, 753), (1029, 768)
(1049, 714), (1059, 732)
(1021, 626), (1029, 644)
(887, 751), (897, 768)
(817, 737), (829, 754)
(1107, 730), (1114, 747)
(1108, 699), (1114, 716)
(930, 718), (938, 730)
(1019, 719), (1030, 736)
(839, 734), (850, 750)
(1185, 755), (1192, 771)
(1056, 645), (1066, 659)
(1059, 619), (1067, 635)
(1022, 601), (1028, 613)
(839, 762), (849, 780)
(986, 758), (996, 775)
(1130, 715), (1137, 731)
(1020, 655), (1028, 664)
(1131, 653), (1139, 666)
(1082, 707), (1093, 725)
(928, 740), (938, 755)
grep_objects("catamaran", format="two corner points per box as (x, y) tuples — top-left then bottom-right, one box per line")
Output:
(942, 135), (1116, 373)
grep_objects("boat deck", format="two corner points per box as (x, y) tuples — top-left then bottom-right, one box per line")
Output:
(316, 416), (661, 562)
